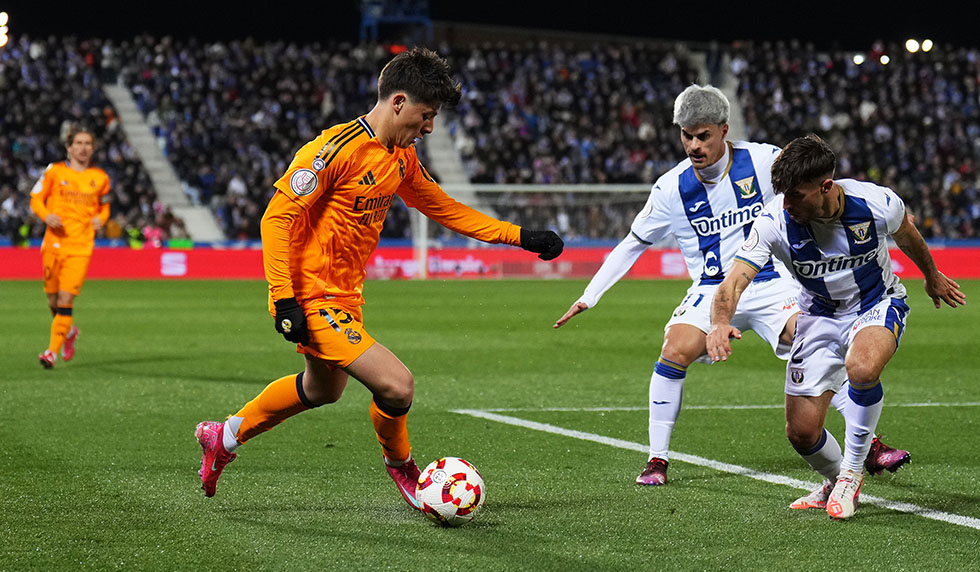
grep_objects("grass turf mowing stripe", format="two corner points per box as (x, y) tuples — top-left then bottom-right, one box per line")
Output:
(453, 408), (980, 531)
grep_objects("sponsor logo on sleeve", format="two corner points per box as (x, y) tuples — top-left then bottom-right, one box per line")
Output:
(289, 169), (319, 196)
(742, 228), (760, 251)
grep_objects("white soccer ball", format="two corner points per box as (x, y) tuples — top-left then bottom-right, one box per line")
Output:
(416, 457), (486, 527)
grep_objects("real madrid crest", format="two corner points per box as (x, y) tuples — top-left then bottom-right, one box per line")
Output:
(345, 327), (362, 344)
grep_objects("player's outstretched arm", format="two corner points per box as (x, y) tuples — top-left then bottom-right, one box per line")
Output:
(892, 212), (967, 308)
(706, 259), (758, 362)
(553, 233), (649, 328)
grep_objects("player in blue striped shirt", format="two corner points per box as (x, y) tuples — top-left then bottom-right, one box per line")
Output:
(708, 134), (966, 519)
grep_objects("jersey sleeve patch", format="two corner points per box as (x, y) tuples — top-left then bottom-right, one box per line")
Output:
(742, 227), (760, 250)
(289, 169), (319, 196)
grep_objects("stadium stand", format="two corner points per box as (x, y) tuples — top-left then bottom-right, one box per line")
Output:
(733, 39), (980, 240)
(0, 35), (189, 246)
(4, 32), (979, 243)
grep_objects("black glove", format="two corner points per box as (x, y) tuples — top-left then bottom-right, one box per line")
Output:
(520, 228), (564, 260)
(273, 297), (309, 343)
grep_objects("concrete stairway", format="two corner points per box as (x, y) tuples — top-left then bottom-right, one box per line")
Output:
(103, 84), (225, 242)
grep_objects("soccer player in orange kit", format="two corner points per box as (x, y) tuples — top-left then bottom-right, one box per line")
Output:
(30, 125), (111, 369)
(195, 47), (563, 508)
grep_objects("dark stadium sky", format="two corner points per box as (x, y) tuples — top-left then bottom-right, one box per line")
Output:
(3, 0), (977, 51)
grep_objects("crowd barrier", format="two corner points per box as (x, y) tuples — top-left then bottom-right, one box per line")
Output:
(3, 246), (980, 280)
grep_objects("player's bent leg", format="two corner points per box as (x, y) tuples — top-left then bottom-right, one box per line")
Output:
(841, 327), (894, 477)
(345, 342), (414, 407)
(786, 393), (841, 483)
(637, 324), (705, 486)
(345, 343), (421, 509)
(302, 355), (348, 405)
(829, 375), (911, 476)
(196, 371), (323, 497)
(845, 326), (897, 388)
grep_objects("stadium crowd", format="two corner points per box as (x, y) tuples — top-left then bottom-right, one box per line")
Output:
(447, 41), (698, 185)
(733, 39), (980, 240)
(3, 33), (980, 243)
(0, 35), (188, 246)
(115, 36), (415, 240)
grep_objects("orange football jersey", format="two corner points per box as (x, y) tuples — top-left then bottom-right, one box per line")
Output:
(262, 116), (522, 307)
(30, 161), (111, 256)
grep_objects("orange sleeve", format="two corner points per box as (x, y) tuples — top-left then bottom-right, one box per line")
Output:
(260, 191), (302, 300)
(97, 174), (111, 225)
(29, 164), (55, 220)
(398, 156), (522, 246)
(97, 203), (110, 226)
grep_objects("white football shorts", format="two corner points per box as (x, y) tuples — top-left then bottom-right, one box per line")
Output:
(665, 276), (800, 364)
(784, 295), (910, 397)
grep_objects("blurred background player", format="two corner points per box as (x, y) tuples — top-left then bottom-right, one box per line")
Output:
(29, 125), (111, 369)
(707, 133), (965, 519)
(554, 85), (910, 488)
(195, 47), (563, 507)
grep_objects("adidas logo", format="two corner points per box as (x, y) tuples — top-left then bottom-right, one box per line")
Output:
(357, 171), (377, 185)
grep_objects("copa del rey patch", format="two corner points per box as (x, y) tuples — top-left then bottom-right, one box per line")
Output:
(290, 169), (318, 196)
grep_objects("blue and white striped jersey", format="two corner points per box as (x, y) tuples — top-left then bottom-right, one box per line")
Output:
(631, 141), (787, 284)
(736, 179), (908, 317)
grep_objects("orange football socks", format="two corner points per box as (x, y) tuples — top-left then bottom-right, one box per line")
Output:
(370, 397), (412, 464)
(48, 308), (73, 354)
(233, 373), (314, 444)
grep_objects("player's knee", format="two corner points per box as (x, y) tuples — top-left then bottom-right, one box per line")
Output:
(845, 361), (882, 387)
(660, 342), (698, 367)
(786, 422), (821, 451)
(376, 370), (414, 407)
(316, 386), (344, 405)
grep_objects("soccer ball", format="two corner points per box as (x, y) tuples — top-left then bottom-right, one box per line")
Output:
(416, 457), (485, 527)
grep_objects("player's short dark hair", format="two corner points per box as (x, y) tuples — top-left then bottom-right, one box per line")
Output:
(64, 124), (96, 147)
(377, 47), (462, 108)
(771, 133), (836, 194)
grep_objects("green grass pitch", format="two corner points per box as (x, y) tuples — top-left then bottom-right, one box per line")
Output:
(2, 278), (978, 570)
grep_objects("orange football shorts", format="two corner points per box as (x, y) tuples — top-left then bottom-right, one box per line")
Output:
(295, 299), (376, 368)
(42, 249), (91, 295)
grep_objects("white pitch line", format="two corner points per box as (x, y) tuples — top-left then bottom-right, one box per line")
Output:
(481, 401), (980, 413)
(453, 409), (980, 531)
